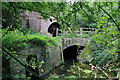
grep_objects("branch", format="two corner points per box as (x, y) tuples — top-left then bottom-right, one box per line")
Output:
(98, 5), (120, 31)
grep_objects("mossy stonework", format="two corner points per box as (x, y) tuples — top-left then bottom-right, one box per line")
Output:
(9, 45), (63, 78)
(2, 11), (91, 79)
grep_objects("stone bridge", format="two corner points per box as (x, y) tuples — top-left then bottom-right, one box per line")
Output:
(62, 37), (90, 49)
(61, 37), (90, 64)
(58, 28), (95, 50)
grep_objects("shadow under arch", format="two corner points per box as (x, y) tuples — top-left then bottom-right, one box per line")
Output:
(63, 45), (78, 65)
(63, 45), (85, 68)
(48, 22), (61, 37)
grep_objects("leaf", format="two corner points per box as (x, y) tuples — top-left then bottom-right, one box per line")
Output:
(83, 69), (92, 73)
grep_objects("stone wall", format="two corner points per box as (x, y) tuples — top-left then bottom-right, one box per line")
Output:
(20, 11), (56, 36)
(9, 43), (63, 79)
(46, 40), (63, 70)
(10, 47), (44, 78)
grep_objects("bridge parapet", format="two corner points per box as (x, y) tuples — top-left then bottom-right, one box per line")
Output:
(58, 28), (96, 36)
(62, 37), (90, 49)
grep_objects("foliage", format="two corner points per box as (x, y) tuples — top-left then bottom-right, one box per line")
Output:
(88, 2), (120, 78)
(2, 1), (120, 79)
(2, 27), (59, 79)
(2, 2), (101, 29)
(2, 28), (58, 52)
(89, 12), (120, 66)
(67, 62), (94, 78)
(47, 62), (109, 79)
(2, 2), (22, 28)
(2, 2), (120, 30)
(46, 74), (78, 80)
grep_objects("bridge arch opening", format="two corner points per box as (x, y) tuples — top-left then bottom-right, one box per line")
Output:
(63, 45), (78, 66)
(63, 45), (85, 66)
(48, 22), (61, 37)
